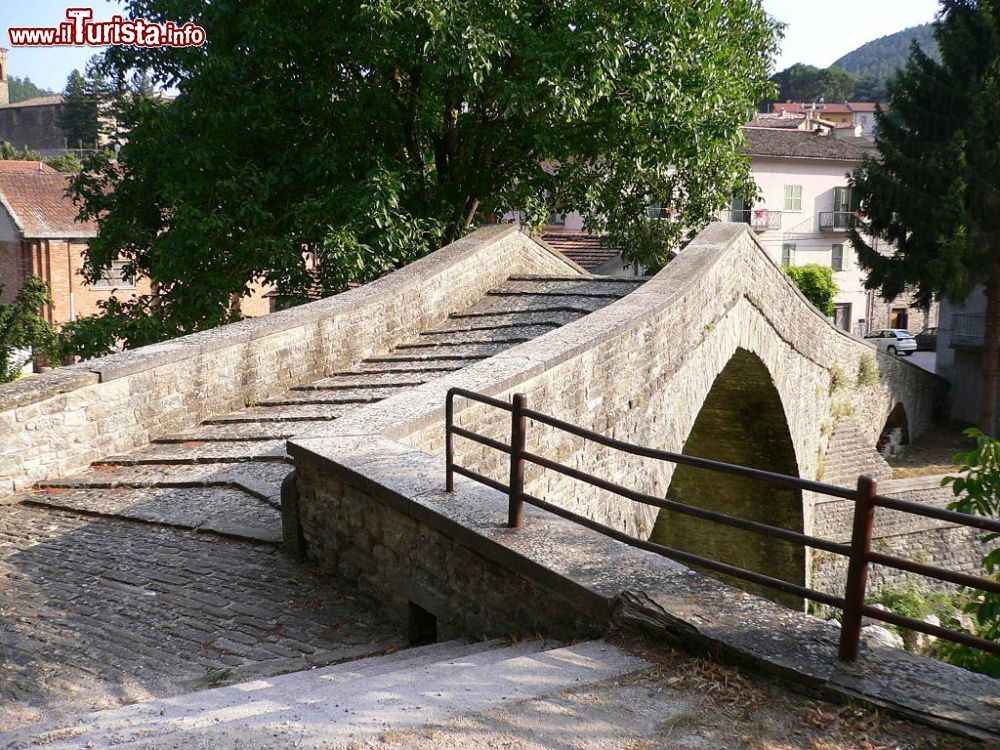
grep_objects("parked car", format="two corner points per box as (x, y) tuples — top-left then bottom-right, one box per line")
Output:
(914, 327), (937, 352)
(864, 329), (917, 356)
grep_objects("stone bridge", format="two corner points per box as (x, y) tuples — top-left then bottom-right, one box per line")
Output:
(0, 222), (977, 733)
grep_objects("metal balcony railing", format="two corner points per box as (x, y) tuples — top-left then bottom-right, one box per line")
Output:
(717, 209), (782, 231)
(952, 312), (985, 347)
(819, 211), (859, 231)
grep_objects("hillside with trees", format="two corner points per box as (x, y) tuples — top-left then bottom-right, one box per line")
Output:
(832, 24), (938, 82)
(768, 23), (939, 105)
(8, 76), (55, 103)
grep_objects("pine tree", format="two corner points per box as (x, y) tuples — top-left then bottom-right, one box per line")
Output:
(849, 0), (1000, 433)
(59, 69), (99, 150)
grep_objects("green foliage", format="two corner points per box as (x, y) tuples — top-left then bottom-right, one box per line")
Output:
(7, 76), (55, 104)
(784, 263), (838, 316)
(0, 142), (83, 173)
(0, 277), (58, 382)
(941, 427), (1000, 676)
(43, 154), (83, 173)
(59, 59), (108, 151)
(0, 142), (43, 161)
(828, 364), (848, 393)
(857, 354), (879, 386)
(873, 582), (958, 624)
(769, 64), (857, 103)
(833, 23), (939, 85)
(849, 2), (1000, 431)
(66, 0), (780, 356)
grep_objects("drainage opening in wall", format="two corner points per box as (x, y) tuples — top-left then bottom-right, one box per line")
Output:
(408, 602), (438, 646)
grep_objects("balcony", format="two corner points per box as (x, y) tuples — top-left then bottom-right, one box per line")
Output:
(819, 211), (859, 231)
(952, 312), (985, 348)
(717, 209), (782, 231)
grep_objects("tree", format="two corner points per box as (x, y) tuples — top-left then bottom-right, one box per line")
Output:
(0, 277), (57, 383)
(8, 76), (55, 104)
(64, 0), (779, 357)
(941, 428), (1000, 676)
(848, 0), (1000, 434)
(769, 63), (856, 104)
(59, 70), (99, 150)
(59, 57), (113, 151)
(784, 264), (838, 316)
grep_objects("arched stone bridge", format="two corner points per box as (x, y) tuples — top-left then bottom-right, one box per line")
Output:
(0, 222), (941, 602)
(0, 222), (956, 728)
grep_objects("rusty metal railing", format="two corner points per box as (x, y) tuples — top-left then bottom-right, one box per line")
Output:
(444, 387), (1000, 662)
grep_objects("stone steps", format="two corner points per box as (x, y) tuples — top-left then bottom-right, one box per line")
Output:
(21, 486), (282, 544)
(203, 403), (358, 423)
(3, 639), (648, 750)
(96, 440), (291, 466)
(155, 422), (332, 442)
(38, 462), (290, 504)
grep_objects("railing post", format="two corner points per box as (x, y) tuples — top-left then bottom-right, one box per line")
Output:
(508, 393), (527, 528)
(839, 474), (877, 661)
(445, 389), (455, 492)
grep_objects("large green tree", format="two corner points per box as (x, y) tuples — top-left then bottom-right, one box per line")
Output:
(0, 278), (57, 383)
(849, 0), (1000, 433)
(65, 0), (779, 357)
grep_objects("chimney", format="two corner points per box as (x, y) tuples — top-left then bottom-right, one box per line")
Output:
(0, 49), (8, 107)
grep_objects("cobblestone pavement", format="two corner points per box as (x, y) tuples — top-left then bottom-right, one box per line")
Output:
(0, 505), (399, 731)
(0, 275), (642, 731)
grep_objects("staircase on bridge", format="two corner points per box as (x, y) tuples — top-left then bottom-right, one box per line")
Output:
(1, 639), (650, 749)
(0, 273), (644, 728)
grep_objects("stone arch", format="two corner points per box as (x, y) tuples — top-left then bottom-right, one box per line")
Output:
(877, 402), (910, 458)
(649, 347), (805, 607)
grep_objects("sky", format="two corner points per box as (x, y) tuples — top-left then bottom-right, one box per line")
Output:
(1, 0), (943, 94)
(762, 0), (940, 71)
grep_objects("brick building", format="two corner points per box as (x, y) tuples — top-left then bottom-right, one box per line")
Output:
(0, 163), (152, 327)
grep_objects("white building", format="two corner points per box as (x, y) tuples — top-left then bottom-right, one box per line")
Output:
(722, 126), (934, 337)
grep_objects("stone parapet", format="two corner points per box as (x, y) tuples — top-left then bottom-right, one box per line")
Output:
(0, 226), (579, 496)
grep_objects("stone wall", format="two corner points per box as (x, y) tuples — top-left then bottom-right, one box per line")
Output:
(293, 452), (604, 640)
(401, 225), (939, 574)
(290, 222), (945, 612)
(812, 474), (993, 597)
(0, 101), (67, 152)
(0, 226), (578, 496)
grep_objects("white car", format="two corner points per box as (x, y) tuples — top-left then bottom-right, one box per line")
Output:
(864, 329), (917, 356)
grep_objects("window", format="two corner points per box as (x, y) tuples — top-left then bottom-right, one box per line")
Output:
(833, 303), (851, 331)
(647, 202), (670, 221)
(93, 259), (136, 289)
(781, 243), (796, 266)
(548, 212), (566, 226)
(831, 244), (845, 271)
(783, 185), (802, 212)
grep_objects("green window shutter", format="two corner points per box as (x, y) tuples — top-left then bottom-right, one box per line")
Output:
(784, 185), (802, 211)
(782, 243), (796, 266)
(832, 244), (844, 271)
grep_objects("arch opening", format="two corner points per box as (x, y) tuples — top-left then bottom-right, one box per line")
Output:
(877, 403), (909, 458)
(650, 348), (805, 607)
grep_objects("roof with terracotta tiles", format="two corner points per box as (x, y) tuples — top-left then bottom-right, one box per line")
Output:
(539, 231), (624, 272)
(0, 172), (96, 238)
(0, 95), (64, 109)
(741, 127), (875, 162)
(0, 161), (58, 174)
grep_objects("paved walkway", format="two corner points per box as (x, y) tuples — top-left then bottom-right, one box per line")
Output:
(0, 275), (641, 731)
